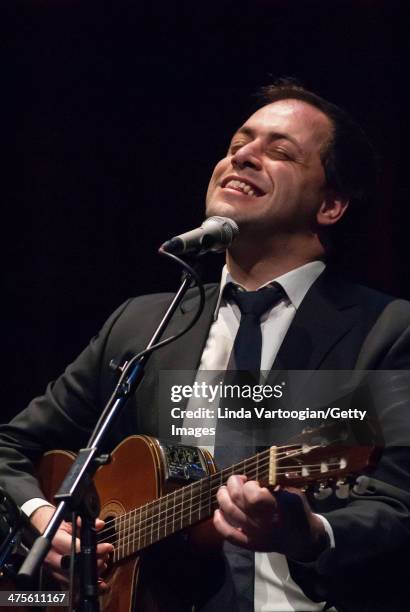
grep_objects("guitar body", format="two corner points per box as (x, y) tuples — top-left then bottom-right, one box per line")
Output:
(37, 435), (217, 612)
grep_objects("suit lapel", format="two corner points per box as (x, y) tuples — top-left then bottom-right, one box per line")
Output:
(274, 271), (359, 371)
(151, 283), (219, 370)
(137, 285), (219, 438)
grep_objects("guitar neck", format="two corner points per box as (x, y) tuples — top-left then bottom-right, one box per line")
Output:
(107, 448), (273, 563)
(102, 438), (373, 564)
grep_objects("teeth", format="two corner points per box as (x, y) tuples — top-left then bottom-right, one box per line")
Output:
(225, 179), (258, 196)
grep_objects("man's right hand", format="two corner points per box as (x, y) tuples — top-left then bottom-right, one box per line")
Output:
(30, 505), (114, 592)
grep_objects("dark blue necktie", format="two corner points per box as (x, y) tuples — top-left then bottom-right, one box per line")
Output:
(211, 282), (285, 612)
(225, 282), (285, 371)
(215, 281), (286, 468)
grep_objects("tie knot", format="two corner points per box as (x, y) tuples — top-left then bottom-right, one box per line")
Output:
(224, 282), (285, 319)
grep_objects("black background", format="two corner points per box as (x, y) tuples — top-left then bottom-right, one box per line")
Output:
(3, 0), (409, 422)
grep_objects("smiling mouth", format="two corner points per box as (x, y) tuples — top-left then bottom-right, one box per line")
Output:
(221, 178), (265, 197)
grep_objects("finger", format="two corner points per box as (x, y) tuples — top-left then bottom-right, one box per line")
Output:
(98, 579), (110, 593)
(45, 547), (72, 574)
(224, 475), (248, 511)
(241, 481), (277, 518)
(97, 542), (114, 555)
(213, 509), (250, 548)
(56, 552), (109, 578)
(225, 477), (274, 516)
(96, 558), (109, 575)
(74, 516), (105, 528)
(216, 486), (257, 530)
(52, 531), (81, 555)
(225, 474), (247, 491)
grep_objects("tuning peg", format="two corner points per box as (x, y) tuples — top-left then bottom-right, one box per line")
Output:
(353, 475), (371, 495)
(335, 480), (350, 499)
(313, 482), (333, 500)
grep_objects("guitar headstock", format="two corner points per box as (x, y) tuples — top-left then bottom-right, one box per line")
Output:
(269, 421), (380, 488)
(268, 443), (377, 488)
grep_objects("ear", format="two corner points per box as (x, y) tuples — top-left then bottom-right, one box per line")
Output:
(316, 191), (349, 227)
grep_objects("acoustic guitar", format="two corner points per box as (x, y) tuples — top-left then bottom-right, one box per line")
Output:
(3, 431), (376, 611)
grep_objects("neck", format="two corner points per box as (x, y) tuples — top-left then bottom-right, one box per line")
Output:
(226, 233), (324, 290)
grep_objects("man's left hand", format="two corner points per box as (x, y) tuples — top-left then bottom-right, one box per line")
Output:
(213, 475), (328, 561)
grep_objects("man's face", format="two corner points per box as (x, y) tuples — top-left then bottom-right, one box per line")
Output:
(206, 99), (334, 236)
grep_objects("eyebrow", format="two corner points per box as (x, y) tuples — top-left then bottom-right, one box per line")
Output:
(232, 126), (305, 155)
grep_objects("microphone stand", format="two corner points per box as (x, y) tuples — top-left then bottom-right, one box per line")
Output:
(18, 262), (202, 612)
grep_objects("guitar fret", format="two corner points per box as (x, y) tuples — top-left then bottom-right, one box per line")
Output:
(128, 510), (133, 555)
(150, 501), (154, 545)
(126, 510), (130, 557)
(146, 503), (150, 547)
(165, 492), (168, 538)
(189, 485), (192, 525)
(208, 475), (212, 517)
(136, 509), (140, 553)
(198, 478), (202, 521)
(142, 502), (147, 548)
(123, 511), (127, 557)
(119, 513), (123, 561)
(123, 512), (125, 559)
(133, 508), (137, 555)
(157, 498), (160, 542)
(172, 489), (176, 534)
(180, 488), (184, 530)
(118, 514), (122, 562)
(138, 504), (142, 550)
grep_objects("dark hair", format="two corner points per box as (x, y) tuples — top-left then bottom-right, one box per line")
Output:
(258, 78), (377, 207)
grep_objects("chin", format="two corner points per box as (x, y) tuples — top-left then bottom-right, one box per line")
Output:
(205, 201), (238, 220)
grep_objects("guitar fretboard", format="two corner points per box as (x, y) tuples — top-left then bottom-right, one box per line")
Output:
(104, 449), (272, 563)
(97, 438), (359, 564)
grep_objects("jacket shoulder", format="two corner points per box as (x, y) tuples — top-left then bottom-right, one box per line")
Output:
(319, 271), (410, 318)
(120, 282), (219, 317)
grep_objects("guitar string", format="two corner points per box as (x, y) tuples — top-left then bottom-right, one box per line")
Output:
(97, 444), (317, 525)
(107, 461), (342, 544)
(101, 460), (270, 550)
(101, 461), (343, 555)
(108, 462), (343, 554)
(98, 447), (333, 544)
(98, 444), (309, 534)
(110, 462), (342, 563)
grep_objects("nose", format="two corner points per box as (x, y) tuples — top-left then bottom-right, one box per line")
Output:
(231, 141), (262, 171)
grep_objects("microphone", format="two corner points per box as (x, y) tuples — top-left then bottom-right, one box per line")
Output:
(160, 216), (239, 255)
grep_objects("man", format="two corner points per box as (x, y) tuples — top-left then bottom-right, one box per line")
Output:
(0, 81), (410, 611)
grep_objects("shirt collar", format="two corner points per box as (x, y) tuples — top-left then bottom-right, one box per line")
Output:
(214, 260), (326, 319)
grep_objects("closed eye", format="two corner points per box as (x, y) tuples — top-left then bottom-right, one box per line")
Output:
(228, 139), (252, 155)
(267, 148), (293, 160)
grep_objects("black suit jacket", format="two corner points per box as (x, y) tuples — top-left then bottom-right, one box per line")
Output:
(1, 271), (410, 610)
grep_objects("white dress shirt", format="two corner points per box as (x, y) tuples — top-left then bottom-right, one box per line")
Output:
(184, 260), (335, 611)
